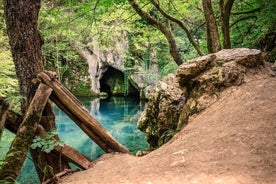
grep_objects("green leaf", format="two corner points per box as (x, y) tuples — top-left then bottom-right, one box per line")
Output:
(31, 143), (37, 149)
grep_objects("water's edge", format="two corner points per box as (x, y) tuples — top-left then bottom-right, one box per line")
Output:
(2, 97), (148, 183)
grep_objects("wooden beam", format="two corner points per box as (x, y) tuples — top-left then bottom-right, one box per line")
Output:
(54, 144), (93, 169)
(0, 83), (52, 182)
(37, 71), (130, 154)
(37, 127), (94, 170)
(4, 109), (93, 170)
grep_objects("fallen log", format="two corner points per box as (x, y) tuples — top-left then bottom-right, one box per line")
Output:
(0, 83), (52, 183)
(38, 71), (130, 154)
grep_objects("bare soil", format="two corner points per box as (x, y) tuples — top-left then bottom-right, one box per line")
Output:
(60, 72), (276, 184)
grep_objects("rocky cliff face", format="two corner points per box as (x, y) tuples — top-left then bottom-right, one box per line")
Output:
(138, 48), (275, 148)
(76, 37), (159, 97)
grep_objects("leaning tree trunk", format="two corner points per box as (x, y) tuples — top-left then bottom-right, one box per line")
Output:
(29, 102), (70, 182)
(4, 0), (69, 182)
(202, 0), (221, 53)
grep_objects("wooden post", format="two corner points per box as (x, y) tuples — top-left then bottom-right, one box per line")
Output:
(38, 71), (130, 154)
(0, 83), (52, 183)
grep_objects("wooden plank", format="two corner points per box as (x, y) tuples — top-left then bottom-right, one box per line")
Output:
(38, 71), (130, 154)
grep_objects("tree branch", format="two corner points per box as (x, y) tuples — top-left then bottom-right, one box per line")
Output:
(128, 0), (184, 65)
(231, 7), (261, 15)
(150, 0), (204, 56)
(230, 15), (258, 28)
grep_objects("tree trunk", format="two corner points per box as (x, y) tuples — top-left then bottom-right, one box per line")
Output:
(150, 0), (204, 56)
(220, 0), (235, 49)
(0, 83), (52, 183)
(4, 0), (43, 112)
(202, 0), (221, 53)
(128, 0), (184, 65)
(4, 0), (70, 182)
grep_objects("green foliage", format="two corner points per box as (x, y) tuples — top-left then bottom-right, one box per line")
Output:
(31, 129), (64, 153)
(70, 79), (92, 96)
(38, 0), (181, 87)
(0, 130), (15, 161)
(0, 51), (21, 112)
(0, 177), (19, 184)
(158, 129), (178, 147)
(37, 0), (276, 98)
(0, 1), (9, 51)
(0, 2), (21, 111)
(230, 0), (276, 48)
(42, 165), (54, 177)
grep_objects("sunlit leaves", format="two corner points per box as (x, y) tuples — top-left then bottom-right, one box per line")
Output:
(36, 0), (275, 85)
(0, 50), (20, 111)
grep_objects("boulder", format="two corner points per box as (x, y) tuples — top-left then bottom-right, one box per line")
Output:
(139, 48), (269, 148)
(138, 74), (185, 147)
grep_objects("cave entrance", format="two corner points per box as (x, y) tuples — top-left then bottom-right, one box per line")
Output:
(100, 66), (139, 96)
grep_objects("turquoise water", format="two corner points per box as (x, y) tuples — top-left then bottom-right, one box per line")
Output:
(55, 96), (148, 158)
(5, 97), (148, 183)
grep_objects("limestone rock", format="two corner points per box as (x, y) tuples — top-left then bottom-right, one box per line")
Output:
(139, 48), (268, 148)
(177, 54), (215, 85)
(138, 74), (185, 147)
(75, 36), (159, 97)
(215, 48), (264, 67)
(177, 48), (265, 129)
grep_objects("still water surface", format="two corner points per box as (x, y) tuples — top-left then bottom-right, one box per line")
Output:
(17, 97), (148, 183)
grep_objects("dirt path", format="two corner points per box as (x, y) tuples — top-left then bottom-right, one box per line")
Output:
(60, 73), (276, 184)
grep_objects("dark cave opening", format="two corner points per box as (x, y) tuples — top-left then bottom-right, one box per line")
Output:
(100, 66), (139, 97)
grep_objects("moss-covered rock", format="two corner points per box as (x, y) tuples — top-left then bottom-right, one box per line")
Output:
(139, 48), (271, 148)
(138, 74), (185, 148)
(177, 48), (264, 130)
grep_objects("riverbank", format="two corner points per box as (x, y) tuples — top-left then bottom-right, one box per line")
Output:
(60, 66), (276, 184)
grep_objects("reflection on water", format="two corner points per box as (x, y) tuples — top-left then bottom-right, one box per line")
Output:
(17, 97), (148, 183)
(55, 96), (148, 159)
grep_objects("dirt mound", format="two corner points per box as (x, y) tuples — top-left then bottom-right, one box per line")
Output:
(60, 67), (276, 184)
